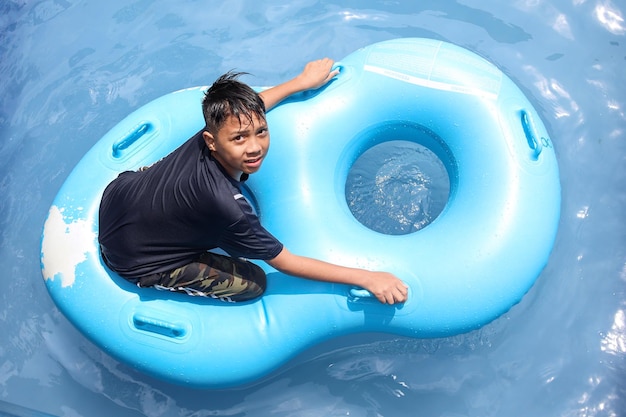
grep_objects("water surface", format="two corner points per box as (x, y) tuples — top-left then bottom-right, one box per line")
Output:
(1, 1), (624, 416)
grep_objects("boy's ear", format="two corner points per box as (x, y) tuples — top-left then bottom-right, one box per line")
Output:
(202, 131), (216, 151)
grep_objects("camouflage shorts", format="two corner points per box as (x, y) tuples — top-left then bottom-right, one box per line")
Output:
(133, 252), (267, 302)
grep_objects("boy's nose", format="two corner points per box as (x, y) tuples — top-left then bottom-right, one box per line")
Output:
(247, 138), (263, 154)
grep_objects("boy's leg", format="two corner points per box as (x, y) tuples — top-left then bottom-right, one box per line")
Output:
(134, 252), (267, 302)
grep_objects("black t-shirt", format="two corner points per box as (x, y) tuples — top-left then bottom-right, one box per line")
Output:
(98, 131), (283, 279)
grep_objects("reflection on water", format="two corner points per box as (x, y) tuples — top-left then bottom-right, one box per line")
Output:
(1, 0), (624, 416)
(594, 1), (626, 35)
(602, 308), (626, 356)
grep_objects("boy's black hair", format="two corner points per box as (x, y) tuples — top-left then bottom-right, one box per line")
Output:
(202, 71), (266, 134)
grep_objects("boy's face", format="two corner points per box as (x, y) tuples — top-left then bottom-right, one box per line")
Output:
(202, 113), (269, 180)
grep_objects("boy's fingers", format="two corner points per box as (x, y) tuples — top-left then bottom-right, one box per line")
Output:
(324, 72), (338, 84)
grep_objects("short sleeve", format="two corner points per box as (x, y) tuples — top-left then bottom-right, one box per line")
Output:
(218, 194), (283, 260)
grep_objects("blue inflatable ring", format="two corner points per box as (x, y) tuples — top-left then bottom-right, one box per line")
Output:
(41, 38), (560, 388)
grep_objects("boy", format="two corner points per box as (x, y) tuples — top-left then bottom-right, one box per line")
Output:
(98, 58), (408, 304)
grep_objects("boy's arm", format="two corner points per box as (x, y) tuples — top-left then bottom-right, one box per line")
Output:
(266, 247), (409, 305)
(259, 58), (340, 111)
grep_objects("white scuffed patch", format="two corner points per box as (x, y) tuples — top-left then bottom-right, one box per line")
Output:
(41, 205), (96, 287)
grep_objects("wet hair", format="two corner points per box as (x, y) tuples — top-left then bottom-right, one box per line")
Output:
(202, 71), (266, 134)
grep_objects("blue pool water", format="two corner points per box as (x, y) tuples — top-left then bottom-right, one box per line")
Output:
(347, 140), (450, 234)
(1, 1), (624, 416)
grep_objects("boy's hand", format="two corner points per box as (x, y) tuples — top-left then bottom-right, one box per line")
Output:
(295, 58), (340, 91)
(260, 58), (340, 110)
(363, 271), (409, 305)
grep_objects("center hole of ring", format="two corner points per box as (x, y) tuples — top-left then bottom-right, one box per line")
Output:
(345, 123), (452, 235)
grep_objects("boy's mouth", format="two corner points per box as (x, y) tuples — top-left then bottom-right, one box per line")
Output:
(244, 155), (263, 169)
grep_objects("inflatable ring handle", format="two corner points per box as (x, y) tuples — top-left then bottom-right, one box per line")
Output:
(349, 288), (374, 299)
(329, 61), (352, 85)
(521, 110), (543, 160)
(112, 122), (155, 158)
